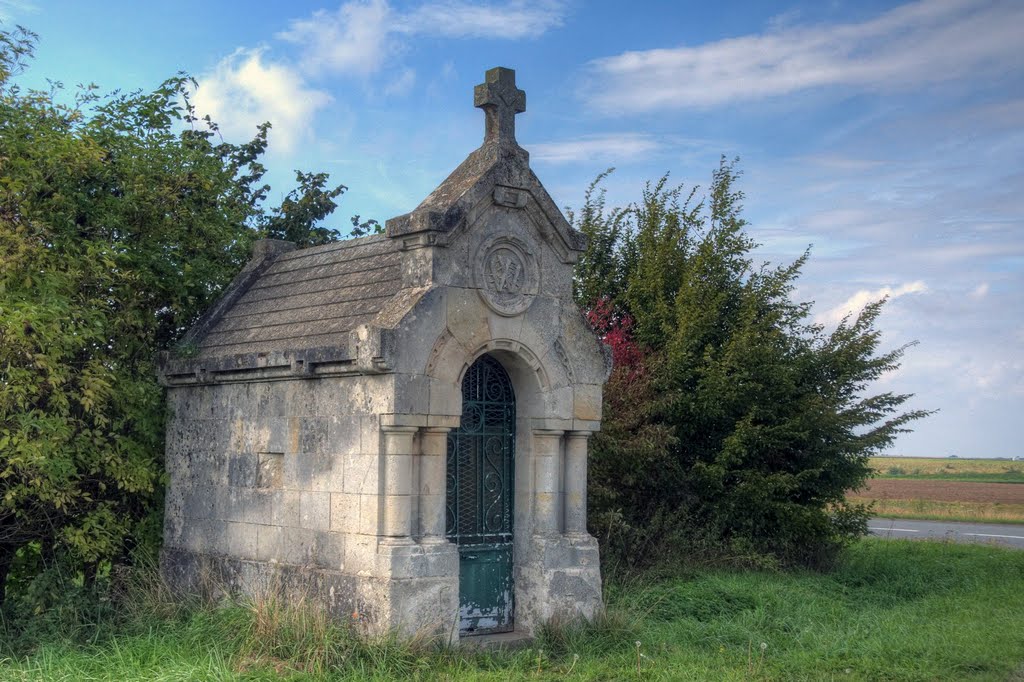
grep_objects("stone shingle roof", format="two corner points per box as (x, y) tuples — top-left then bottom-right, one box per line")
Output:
(193, 233), (402, 359)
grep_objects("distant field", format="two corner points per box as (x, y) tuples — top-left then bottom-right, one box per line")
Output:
(853, 459), (1024, 524)
(861, 499), (1024, 525)
(860, 479), (1024, 503)
(869, 456), (1024, 483)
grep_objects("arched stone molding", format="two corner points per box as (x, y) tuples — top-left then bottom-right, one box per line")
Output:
(456, 338), (550, 393)
(423, 319), (560, 413)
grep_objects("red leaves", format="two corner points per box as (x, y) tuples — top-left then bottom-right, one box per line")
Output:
(586, 296), (644, 377)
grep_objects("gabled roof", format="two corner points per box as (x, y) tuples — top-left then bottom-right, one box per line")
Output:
(157, 235), (404, 384)
(158, 67), (587, 386)
(191, 234), (402, 359)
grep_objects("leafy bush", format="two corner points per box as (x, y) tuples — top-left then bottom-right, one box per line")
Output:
(573, 161), (931, 570)
(0, 26), (350, 606)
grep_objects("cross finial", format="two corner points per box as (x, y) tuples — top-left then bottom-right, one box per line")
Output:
(474, 67), (526, 146)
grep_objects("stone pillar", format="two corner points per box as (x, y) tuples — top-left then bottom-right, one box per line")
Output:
(418, 427), (450, 544)
(564, 431), (590, 537)
(532, 429), (563, 535)
(380, 425), (418, 543)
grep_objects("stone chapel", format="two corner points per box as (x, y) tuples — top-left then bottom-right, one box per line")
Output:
(159, 67), (610, 640)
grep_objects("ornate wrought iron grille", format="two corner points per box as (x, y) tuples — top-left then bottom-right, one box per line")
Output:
(446, 355), (515, 546)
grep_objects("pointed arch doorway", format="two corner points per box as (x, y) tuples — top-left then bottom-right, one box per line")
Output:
(446, 354), (516, 635)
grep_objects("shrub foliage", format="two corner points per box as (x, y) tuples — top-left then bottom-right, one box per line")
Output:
(573, 162), (931, 569)
(0, 27), (348, 604)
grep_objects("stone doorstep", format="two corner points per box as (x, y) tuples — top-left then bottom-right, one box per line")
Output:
(458, 630), (533, 651)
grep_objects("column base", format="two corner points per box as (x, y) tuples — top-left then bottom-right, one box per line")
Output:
(380, 536), (417, 547)
(369, 540), (460, 639)
(516, 533), (603, 632)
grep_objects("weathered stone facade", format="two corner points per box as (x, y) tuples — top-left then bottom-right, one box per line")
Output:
(159, 67), (610, 641)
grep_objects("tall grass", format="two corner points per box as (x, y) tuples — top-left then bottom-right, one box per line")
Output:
(2, 539), (1023, 680)
(859, 498), (1024, 524)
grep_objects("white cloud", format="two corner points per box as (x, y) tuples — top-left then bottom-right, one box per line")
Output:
(919, 242), (1024, 265)
(279, 0), (567, 76)
(277, 0), (392, 76)
(0, 0), (36, 22)
(971, 359), (1024, 395)
(971, 282), (989, 298)
(398, 0), (565, 38)
(383, 68), (416, 97)
(816, 281), (927, 327)
(191, 0), (565, 156)
(531, 133), (659, 164)
(192, 48), (331, 153)
(585, 0), (1024, 113)
(900, 347), (1024, 398)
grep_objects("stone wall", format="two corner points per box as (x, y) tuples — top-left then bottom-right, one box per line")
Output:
(162, 376), (388, 623)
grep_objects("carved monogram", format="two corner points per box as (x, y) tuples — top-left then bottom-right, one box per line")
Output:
(485, 250), (523, 294)
(474, 236), (538, 317)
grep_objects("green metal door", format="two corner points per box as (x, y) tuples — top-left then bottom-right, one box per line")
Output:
(447, 355), (515, 635)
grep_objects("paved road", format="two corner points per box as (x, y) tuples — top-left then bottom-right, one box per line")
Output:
(869, 517), (1024, 549)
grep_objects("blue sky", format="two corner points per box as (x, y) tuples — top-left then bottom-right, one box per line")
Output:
(5, 0), (1022, 457)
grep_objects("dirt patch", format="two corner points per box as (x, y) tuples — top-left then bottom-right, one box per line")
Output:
(851, 479), (1024, 504)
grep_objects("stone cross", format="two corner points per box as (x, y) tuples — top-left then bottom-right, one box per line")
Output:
(474, 67), (526, 146)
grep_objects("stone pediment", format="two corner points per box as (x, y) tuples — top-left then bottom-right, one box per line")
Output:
(386, 67), (585, 263)
(384, 144), (586, 264)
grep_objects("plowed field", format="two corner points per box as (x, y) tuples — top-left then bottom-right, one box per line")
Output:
(852, 479), (1024, 504)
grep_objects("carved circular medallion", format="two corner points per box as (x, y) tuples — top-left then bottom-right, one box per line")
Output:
(474, 235), (539, 316)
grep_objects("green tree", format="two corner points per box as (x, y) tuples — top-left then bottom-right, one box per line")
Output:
(0, 26), (350, 604)
(261, 171), (346, 245)
(575, 160), (931, 569)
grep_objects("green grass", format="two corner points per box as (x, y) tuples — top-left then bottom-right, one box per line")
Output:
(2, 539), (1023, 680)
(871, 457), (1024, 483)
